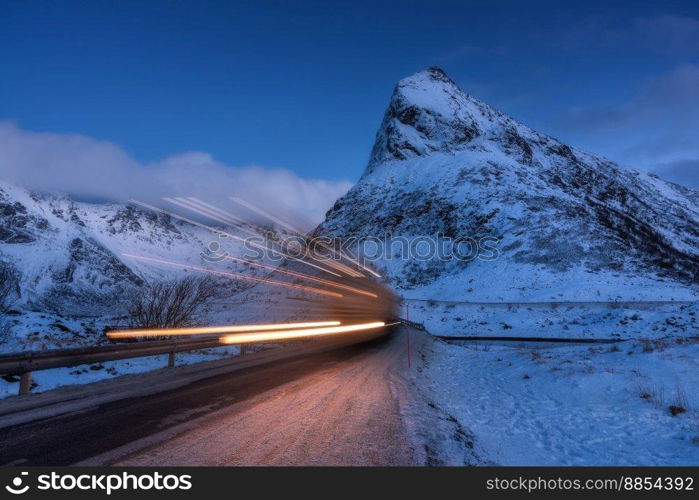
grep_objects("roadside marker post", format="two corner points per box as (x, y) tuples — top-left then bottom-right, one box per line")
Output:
(406, 303), (411, 369)
(19, 372), (32, 395)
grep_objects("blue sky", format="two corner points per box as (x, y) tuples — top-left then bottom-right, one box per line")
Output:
(1, 0), (698, 201)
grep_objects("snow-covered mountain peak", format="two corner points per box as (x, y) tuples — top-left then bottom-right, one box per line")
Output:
(366, 66), (537, 174)
(323, 68), (699, 301)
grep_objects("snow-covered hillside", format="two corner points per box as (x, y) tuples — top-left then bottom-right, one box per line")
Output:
(320, 67), (699, 302)
(324, 68), (699, 465)
(410, 331), (699, 465)
(0, 182), (260, 315)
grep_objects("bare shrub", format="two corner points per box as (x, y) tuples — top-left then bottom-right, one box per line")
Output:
(669, 385), (689, 417)
(636, 380), (665, 407)
(639, 338), (668, 353)
(640, 339), (654, 353)
(0, 318), (13, 344)
(127, 276), (222, 329)
(669, 405), (686, 417)
(0, 261), (20, 312)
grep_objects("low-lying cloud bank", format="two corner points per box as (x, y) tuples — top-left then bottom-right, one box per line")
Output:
(0, 121), (353, 225)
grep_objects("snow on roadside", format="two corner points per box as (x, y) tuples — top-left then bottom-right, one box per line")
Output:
(0, 346), (241, 398)
(405, 300), (698, 340)
(414, 332), (699, 465)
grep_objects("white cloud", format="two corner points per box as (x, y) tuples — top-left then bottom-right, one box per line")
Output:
(0, 122), (352, 225)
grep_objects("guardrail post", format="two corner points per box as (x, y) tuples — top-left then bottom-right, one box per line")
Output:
(19, 372), (32, 396)
(240, 344), (247, 356)
(167, 352), (176, 368)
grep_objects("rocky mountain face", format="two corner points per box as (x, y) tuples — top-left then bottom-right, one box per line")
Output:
(320, 68), (699, 301)
(0, 183), (251, 315)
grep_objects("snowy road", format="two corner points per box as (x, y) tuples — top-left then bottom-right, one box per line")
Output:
(111, 330), (415, 466)
(0, 329), (417, 466)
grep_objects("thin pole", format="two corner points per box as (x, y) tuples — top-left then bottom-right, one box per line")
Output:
(406, 303), (411, 368)
(19, 372), (32, 395)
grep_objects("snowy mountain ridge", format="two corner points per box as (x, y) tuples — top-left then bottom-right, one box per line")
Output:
(321, 67), (699, 301)
(0, 182), (251, 314)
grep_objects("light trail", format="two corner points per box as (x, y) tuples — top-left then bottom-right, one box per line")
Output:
(186, 196), (360, 278)
(185, 198), (251, 229)
(168, 198), (352, 280)
(228, 196), (308, 237)
(106, 321), (342, 339)
(121, 253), (343, 298)
(164, 197), (255, 236)
(228, 196), (378, 278)
(129, 199), (342, 278)
(221, 254), (378, 298)
(219, 321), (386, 344)
(227, 195), (365, 277)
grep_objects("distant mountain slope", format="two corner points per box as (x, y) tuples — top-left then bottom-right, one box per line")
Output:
(320, 67), (699, 301)
(0, 183), (252, 314)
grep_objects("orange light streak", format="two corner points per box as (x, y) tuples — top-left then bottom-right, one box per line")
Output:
(170, 198), (344, 279)
(164, 197), (255, 236)
(129, 199), (342, 278)
(228, 196), (308, 236)
(219, 321), (386, 344)
(229, 196), (381, 278)
(221, 254), (378, 298)
(185, 198), (248, 227)
(167, 197), (346, 279)
(106, 321), (342, 339)
(121, 253), (343, 298)
(185, 196), (356, 278)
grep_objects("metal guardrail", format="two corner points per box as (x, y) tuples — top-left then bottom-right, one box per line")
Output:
(402, 298), (698, 308)
(2, 322), (402, 397)
(399, 319), (426, 331)
(0, 336), (231, 396)
(435, 335), (626, 343)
